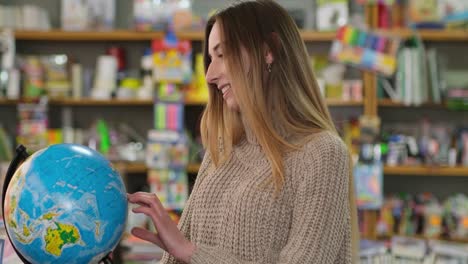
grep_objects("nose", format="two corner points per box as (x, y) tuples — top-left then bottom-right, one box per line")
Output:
(205, 62), (219, 86)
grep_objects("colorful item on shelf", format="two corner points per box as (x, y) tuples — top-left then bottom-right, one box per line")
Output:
(154, 83), (185, 131)
(372, 193), (468, 241)
(19, 56), (46, 98)
(424, 201), (443, 238)
(148, 169), (188, 211)
(154, 103), (184, 131)
(42, 55), (71, 98)
(354, 161), (384, 210)
(330, 25), (400, 76)
(408, 0), (441, 24)
(47, 129), (63, 145)
(185, 53), (209, 104)
(96, 119), (111, 155)
(16, 100), (48, 152)
(157, 82), (184, 102)
(376, 199), (395, 237)
(146, 130), (189, 170)
(381, 121), (468, 167)
(152, 32), (192, 84)
(443, 194), (468, 239)
(440, 0), (468, 28)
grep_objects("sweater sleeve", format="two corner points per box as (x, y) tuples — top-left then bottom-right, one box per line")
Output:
(159, 152), (214, 264)
(189, 135), (351, 264)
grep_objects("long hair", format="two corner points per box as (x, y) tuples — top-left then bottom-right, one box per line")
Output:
(200, 0), (358, 260)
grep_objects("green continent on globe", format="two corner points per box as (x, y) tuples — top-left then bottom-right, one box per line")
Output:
(8, 196), (18, 228)
(41, 212), (59, 220)
(44, 222), (82, 256)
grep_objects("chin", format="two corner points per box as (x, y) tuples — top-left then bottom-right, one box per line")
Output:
(225, 98), (239, 111)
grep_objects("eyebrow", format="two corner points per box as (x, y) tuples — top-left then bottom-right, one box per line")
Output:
(208, 43), (221, 59)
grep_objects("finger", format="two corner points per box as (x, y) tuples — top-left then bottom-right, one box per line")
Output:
(132, 205), (155, 216)
(127, 192), (152, 204)
(128, 192), (165, 211)
(128, 191), (154, 198)
(131, 227), (166, 250)
(127, 192), (157, 204)
(131, 205), (166, 227)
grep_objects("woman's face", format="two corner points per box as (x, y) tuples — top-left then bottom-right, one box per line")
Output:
(206, 22), (239, 111)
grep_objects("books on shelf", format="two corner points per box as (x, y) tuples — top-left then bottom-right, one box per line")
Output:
(395, 44), (429, 106)
(61, 0), (115, 31)
(380, 43), (448, 106)
(0, 4), (51, 31)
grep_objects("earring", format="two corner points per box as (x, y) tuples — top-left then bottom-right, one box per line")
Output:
(267, 63), (272, 73)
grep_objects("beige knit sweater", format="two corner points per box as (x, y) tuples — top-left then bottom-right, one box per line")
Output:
(160, 130), (351, 264)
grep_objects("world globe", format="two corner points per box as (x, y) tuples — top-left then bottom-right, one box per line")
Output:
(3, 144), (128, 264)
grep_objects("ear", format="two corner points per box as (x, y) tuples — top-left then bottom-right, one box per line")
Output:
(265, 47), (274, 64)
(265, 32), (280, 64)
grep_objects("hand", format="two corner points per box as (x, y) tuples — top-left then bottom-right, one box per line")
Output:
(127, 192), (196, 263)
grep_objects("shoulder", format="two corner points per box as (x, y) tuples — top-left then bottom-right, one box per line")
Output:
(286, 130), (350, 181)
(293, 130), (349, 161)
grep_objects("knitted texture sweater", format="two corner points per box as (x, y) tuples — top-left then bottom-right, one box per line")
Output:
(160, 130), (351, 263)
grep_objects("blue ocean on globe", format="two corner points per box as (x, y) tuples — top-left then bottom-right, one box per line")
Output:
(4, 144), (128, 264)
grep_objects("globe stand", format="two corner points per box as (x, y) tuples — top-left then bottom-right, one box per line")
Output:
(1, 145), (115, 264)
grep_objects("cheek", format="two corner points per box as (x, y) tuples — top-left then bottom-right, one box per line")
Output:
(221, 62), (231, 80)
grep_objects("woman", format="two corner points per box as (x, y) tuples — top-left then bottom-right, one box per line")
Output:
(127, 0), (358, 263)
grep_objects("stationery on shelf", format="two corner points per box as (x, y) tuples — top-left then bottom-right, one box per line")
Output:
(330, 25), (401, 76)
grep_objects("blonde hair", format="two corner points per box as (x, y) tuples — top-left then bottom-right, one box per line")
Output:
(200, 0), (358, 261)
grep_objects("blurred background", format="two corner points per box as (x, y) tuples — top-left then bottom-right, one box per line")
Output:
(0, 0), (467, 263)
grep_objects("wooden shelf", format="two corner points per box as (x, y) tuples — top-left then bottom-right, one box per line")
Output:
(14, 30), (165, 41)
(325, 99), (363, 106)
(14, 30), (335, 42)
(113, 162), (201, 174)
(114, 162), (147, 174)
(53, 98), (154, 106)
(0, 98), (20, 105)
(1, 98), (362, 107)
(377, 29), (468, 41)
(378, 99), (446, 108)
(300, 31), (336, 41)
(411, 235), (468, 244)
(0, 98), (207, 106)
(384, 166), (468, 177)
(113, 163), (468, 177)
(371, 235), (468, 244)
(187, 163), (201, 174)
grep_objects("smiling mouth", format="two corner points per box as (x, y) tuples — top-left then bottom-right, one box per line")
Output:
(219, 84), (231, 95)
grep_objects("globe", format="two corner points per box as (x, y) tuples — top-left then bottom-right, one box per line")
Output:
(3, 144), (128, 264)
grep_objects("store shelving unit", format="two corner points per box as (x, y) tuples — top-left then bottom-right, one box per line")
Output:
(14, 30), (337, 42)
(0, 97), (363, 107)
(378, 99), (447, 108)
(113, 162), (200, 175)
(384, 166), (468, 177)
(3, 9), (467, 246)
(376, 29), (468, 41)
(113, 162), (468, 178)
